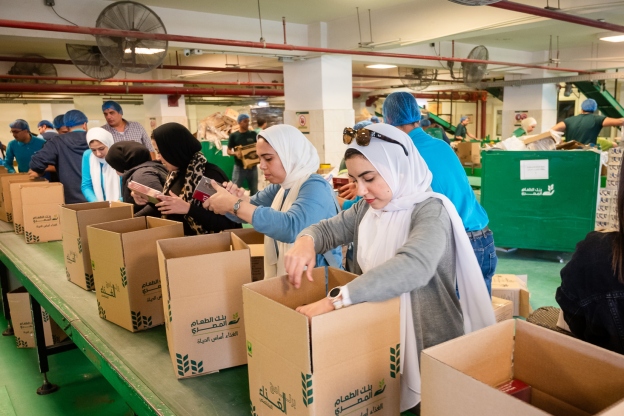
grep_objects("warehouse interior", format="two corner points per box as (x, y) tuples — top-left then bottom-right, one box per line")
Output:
(1, 0), (624, 415)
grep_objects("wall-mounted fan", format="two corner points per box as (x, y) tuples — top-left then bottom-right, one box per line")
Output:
(95, 1), (168, 74)
(398, 67), (438, 91)
(462, 45), (489, 88)
(7, 55), (57, 83)
(67, 44), (119, 80)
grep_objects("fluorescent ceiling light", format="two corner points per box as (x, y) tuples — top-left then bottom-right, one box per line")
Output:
(366, 64), (397, 69)
(124, 48), (166, 55)
(600, 35), (624, 43)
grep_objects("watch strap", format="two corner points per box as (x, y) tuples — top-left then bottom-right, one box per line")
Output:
(233, 198), (243, 215)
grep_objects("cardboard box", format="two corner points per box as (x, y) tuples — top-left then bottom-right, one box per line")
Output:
(243, 267), (401, 415)
(236, 144), (260, 169)
(21, 183), (64, 244)
(7, 287), (68, 348)
(492, 274), (532, 318)
(87, 217), (184, 332)
(10, 180), (49, 234)
(492, 296), (513, 323)
(228, 228), (265, 282)
(157, 232), (253, 379)
(61, 202), (134, 291)
(456, 142), (481, 165)
(0, 173), (32, 222)
(421, 320), (624, 416)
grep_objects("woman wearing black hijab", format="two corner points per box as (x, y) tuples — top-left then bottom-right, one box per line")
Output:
(132, 123), (240, 235)
(105, 141), (168, 215)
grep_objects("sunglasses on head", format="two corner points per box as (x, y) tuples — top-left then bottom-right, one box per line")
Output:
(343, 127), (409, 156)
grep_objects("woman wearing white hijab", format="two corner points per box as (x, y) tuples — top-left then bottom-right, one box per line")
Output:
(205, 124), (342, 278)
(285, 123), (495, 413)
(81, 127), (121, 202)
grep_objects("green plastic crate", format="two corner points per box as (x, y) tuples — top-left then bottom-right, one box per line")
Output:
(481, 150), (600, 252)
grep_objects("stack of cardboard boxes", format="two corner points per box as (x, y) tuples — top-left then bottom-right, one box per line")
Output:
(596, 147), (621, 230)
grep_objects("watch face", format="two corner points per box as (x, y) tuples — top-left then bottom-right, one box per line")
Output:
(329, 287), (341, 298)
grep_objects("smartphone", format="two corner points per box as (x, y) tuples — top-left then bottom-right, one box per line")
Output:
(192, 176), (222, 202)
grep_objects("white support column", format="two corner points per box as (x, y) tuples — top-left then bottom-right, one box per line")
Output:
(283, 55), (354, 168)
(142, 94), (188, 134)
(73, 96), (105, 128)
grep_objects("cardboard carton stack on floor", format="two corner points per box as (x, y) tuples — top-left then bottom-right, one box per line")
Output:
(456, 142), (481, 166)
(20, 183), (64, 244)
(0, 173), (32, 222)
(196, 108), (239, 142)
(421, 319), (624, 415)
(87, 217), (184, 332)
(596, 147), (622, 230)
(61, 202), (134, 291)
(491, 274), (532, 319)
(10, 180), (49, 234)
(7, 287), (68, 348)
(243, 267), (401, 415)
(157, 232), (252, 379)
(491, 296), (513, 323)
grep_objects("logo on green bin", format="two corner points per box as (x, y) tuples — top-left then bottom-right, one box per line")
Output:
(521, 184), (555, 197)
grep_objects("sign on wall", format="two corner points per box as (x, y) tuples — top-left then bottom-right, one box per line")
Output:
(296, 111), (309, 134)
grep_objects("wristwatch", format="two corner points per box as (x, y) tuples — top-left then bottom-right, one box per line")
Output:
(233, 198), (244, 216)
(328, 286), (344, 310)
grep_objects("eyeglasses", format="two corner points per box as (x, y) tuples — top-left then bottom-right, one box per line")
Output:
(343, 127), (409, 156)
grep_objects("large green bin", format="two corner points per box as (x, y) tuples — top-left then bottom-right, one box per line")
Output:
(201, 140), (234, 181)
(481, 150), (600, 252)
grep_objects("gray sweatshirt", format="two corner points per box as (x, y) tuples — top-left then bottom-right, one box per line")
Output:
(300, 197), (464, 355)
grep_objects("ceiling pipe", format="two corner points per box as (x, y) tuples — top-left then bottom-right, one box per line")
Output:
(488, 1), (624, 33)
(0, 82), (362, 98)
(0, 19), (589, 74)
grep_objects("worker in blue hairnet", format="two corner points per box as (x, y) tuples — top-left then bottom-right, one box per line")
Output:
(37, 120), (58, 141)
(101, 100), (154, 158)
(228, 113), (258, 195)
(551, 99), (624, 145)
(6, 119), (46, 173)
(370, 115), (380, 123)
(455, 116), (478, 141)
(53, 114), (69, 134)
(383, 91), (496, 295)
(421, 118), (450, 144)
(29, 110), (90, 203)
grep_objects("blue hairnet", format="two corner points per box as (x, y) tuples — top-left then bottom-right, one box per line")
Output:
(354, 120), (373, 131)
(53, 114), (66, 129)
(102, 100), (123, 114)
(460, 116), (469, 122)
(581, 99), (598, 113)
(370, 116), (380, 123)
(382, 92), (421, 126)
(237, 114), (250, 123)
(9, 119), (29, 131)
(37, 120), (54, 129)
(63, 110), (88, 128)
(420, 119), (431, 128)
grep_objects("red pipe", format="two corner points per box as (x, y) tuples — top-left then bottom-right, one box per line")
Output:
(0, 82), (361, 97)
(489, 1), (624, 33)
(0, 19), (590, 74)
(0, 74), (283, 86)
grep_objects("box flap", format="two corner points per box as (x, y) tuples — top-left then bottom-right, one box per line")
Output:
(157, 233), (232, 260)
(87, 217), (147, 234)
(145, 216), (181, 229)
(228, 228), (265, 245)
(327, 267), (358, 288)
(21, 183), (64, 205)
(514, 320), (624, 414)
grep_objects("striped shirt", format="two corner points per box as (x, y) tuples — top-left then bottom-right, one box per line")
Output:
(102, 120), (153, 152)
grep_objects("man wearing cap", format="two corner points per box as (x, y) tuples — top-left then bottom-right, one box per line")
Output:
(6, 119), (46, 173)
(29, 110), (90, 203)
(53, 114), (69, 134)
(551, 99), (624, 145)
(37, 120), (58, 141)
(227, 114), (258, 195)
(383, 92), (497, 295)
(101, 100), (154, 158)
(455, 116), (478, 141)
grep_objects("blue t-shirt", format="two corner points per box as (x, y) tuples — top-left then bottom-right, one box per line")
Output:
(409, 128), (488, 232)
(4, 135), (45, 173)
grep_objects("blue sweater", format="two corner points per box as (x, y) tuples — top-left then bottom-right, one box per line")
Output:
(250, 174), (342, 267)
(81, 150), (122, 202)
(409, 128), (489, 232)
(5, 135), (45, 173)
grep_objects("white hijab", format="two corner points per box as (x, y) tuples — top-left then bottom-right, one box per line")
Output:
(353, 123), (495, 411)
(86, 127), (120, 202)
(259, 125), (320, 278)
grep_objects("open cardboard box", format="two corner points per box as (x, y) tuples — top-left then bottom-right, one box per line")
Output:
(20, 183), (64, 244)
(0, 173), (33, 222)
(456, 142), (482, 166)
(61, 202), (134, 291)
(87, 217), (184, 332)
(10, 180), (49, 234)
(228, 228), (265, 281)
(421, 320), (624, 416)
(492, 274), (532, 318)
(243, 267), (400, 415)
(157, 232), (252, 379)
(492, 296), (513, 323)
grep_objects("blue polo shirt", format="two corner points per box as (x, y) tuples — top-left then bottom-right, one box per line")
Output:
(4, 135), (46, 173)
(408, 127), (488, 232)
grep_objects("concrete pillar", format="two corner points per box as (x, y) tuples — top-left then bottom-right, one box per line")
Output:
(38, 104), (54, 124)
(73, 96), (105, 128)
(283, 55), (354, 168)
(142, 94), (188, 134)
